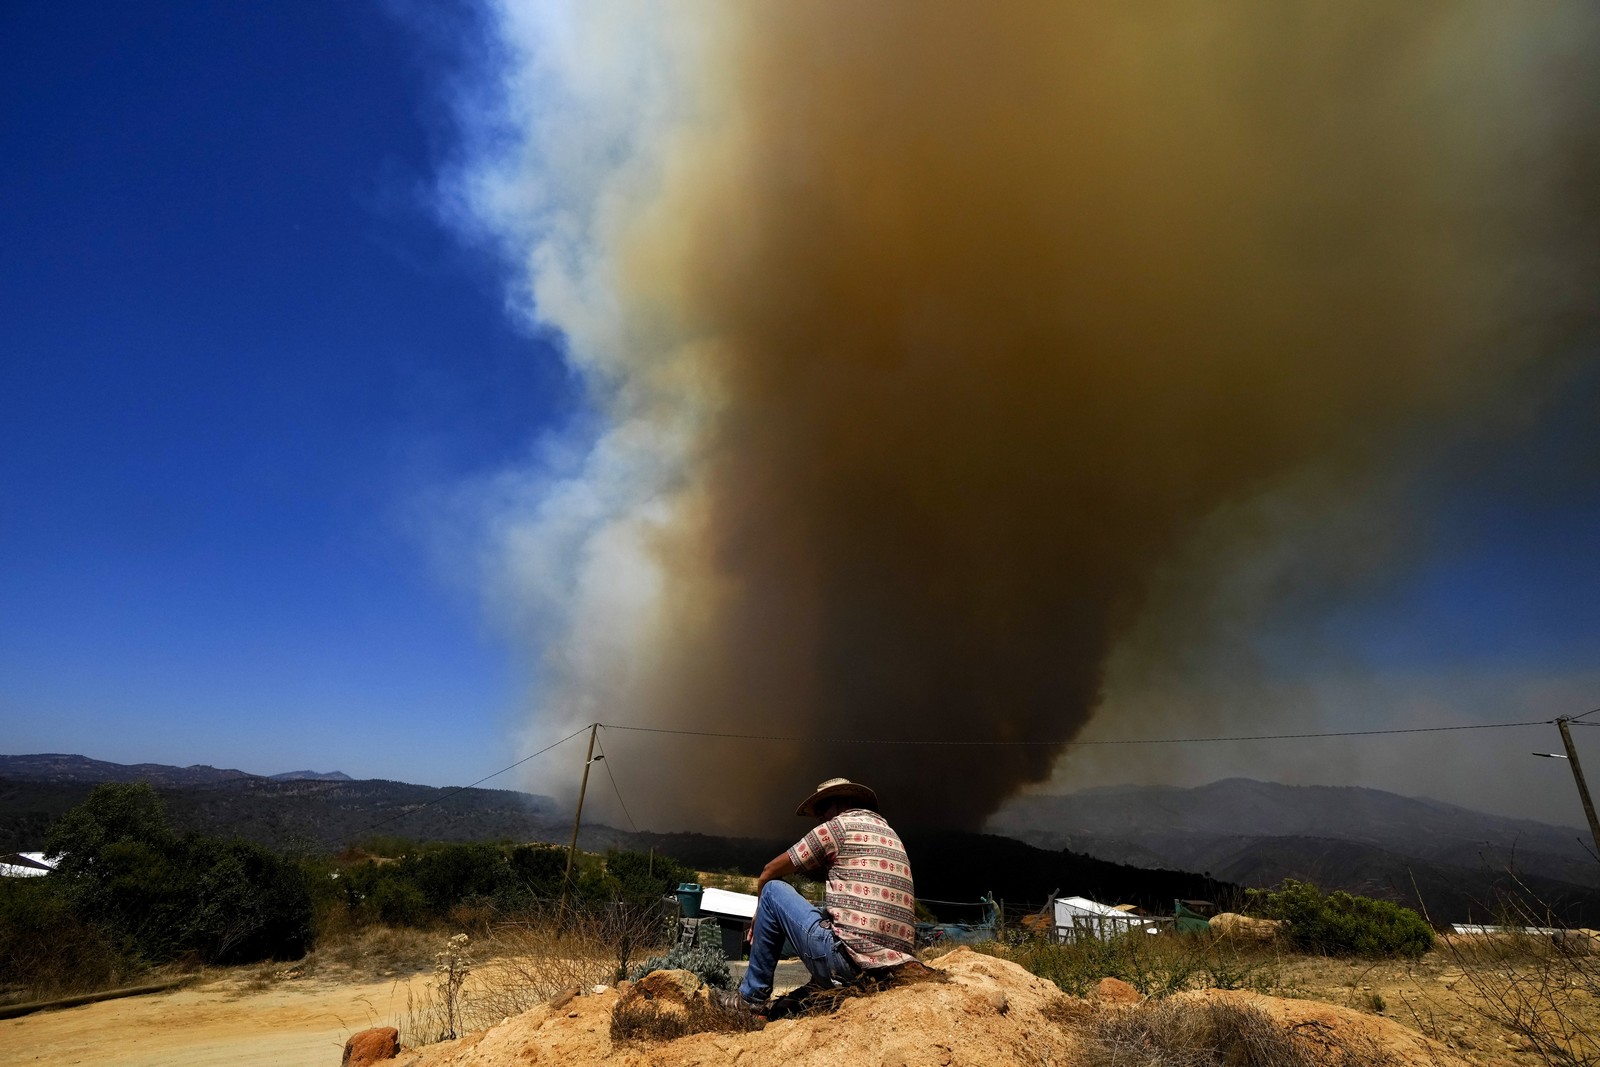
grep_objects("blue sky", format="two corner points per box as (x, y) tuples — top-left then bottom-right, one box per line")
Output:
(1, 1), (577, 784)
(2, 3), (1596, 823)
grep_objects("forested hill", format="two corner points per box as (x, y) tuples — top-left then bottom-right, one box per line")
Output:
(7, 756), (1600, 925)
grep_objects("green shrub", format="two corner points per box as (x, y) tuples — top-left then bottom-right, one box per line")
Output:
(629, 939), (732, 989)
(1250, 880), (1433, 959)
(42, 782), (313, 965)
(0, 877), (145, 999)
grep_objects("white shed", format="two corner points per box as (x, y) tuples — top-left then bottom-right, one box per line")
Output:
(1052, 895), (1157, 942)
(0, 851), (56, 878)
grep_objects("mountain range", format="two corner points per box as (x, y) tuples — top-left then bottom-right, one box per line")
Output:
(989, 778), (1600, 921)
(4, 755), (1598, 924)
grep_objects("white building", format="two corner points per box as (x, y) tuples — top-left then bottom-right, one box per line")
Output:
(1051, 895), (1159, 942)
(0, 851), (56, 878)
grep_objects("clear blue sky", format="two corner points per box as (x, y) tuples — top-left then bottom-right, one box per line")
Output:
(2, 2), (1596, 815)
(1, 1), (577, 785)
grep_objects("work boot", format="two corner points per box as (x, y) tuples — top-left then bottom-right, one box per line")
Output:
(708, 986), (767, 1019)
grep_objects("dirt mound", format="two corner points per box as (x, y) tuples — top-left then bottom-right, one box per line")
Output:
(392, 947), (1469, 1067)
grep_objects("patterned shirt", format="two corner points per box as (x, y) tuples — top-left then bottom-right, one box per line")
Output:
(787, 808), (916, 969)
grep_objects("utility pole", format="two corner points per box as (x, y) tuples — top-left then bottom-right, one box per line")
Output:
(1556, 717), (1600, 861)
(560, 723), (600, 917)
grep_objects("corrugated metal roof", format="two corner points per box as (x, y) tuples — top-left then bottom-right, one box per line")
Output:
(0, 852), (55, 878)
(1054, 895), (1125, 919)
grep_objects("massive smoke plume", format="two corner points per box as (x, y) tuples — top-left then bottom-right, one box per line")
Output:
(452, 2), (1600, 834)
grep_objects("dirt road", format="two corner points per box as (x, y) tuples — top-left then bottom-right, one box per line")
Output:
(5, 972), (430, 1067)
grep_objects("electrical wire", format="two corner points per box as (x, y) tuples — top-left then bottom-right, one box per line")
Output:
(598, 717), (1557, 747)
(594, 729), (639, 832)
(334, 706), (1590, 846)
(344, 723), (594, 842)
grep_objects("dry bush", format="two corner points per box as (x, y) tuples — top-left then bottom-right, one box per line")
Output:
(399, 905), (673, 1048)
(303, 923), (438, 979)
(1080, 998), (1394, 1067)
(1441, 923), (1600, 1067)
(610, 997), (764, 1043)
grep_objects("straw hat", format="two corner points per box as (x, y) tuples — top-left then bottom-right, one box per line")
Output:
(795, 777), (879, 818)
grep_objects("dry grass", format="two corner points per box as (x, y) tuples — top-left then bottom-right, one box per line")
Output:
(1435, 930), (1600, 1067)
(302, 924), (440, 980)
(609, 997), (764, 1043)
(398, 908), (675, 1048)
(1078, 998), (1395, 1067)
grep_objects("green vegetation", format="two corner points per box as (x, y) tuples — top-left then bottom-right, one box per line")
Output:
(45, 782), (313, 966)
(629, 939), (732, 989)
(1249, 879), (1434, 959)
(1, 782), (699, 1003)
(317, 841), (693, 933)
(994, 930), (1281, 998)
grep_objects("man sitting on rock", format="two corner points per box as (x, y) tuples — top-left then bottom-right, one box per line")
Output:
(717, 777), (917, 1014)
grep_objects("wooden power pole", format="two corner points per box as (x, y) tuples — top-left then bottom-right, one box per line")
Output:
(553, 726), (598, 921)
(1556, 717), (1600, 861)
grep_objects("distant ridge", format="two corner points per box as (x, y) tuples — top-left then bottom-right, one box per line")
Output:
(0, 753), (563, 854)
(0, 753), (355, 786)
(989, 777), (1600, 921)
(0, 753), (258, 788)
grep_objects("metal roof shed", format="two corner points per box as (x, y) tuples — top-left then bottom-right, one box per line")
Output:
(1052, 895), (1158, 942)
(0, 852), (56, 878)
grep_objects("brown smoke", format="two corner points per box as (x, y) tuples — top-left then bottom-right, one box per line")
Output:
(487, 3), (1599, 834)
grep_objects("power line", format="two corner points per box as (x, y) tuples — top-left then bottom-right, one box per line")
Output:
(335, 708), (1589, 844)
(343, 723), (593, 843)
(598, 717), (1556, 747)
(594, 728), (639, 833)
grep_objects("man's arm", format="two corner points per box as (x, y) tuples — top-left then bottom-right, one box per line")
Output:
(756, 851), (798, 895)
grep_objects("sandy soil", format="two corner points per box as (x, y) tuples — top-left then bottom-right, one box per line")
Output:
(393, 948), (1474, 1067)
(7, 942), (1594, 1067)
(4, 971), (430, 1067)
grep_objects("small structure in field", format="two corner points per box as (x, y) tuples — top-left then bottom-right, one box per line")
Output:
(1051, 894), (1161, 942)
(0, 852), (54, 878)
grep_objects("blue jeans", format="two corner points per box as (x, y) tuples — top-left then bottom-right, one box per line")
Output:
(739, 880), (858, 1004)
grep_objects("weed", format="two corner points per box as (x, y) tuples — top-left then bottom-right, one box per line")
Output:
(433, 933), (473, 1041)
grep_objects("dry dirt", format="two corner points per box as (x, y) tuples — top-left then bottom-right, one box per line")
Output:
(7, 943), (1595, 1067)
(4, 970), (431, 1067)
(1267, 943), (1600, 1065)
(391, 948), (1472, 1067)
